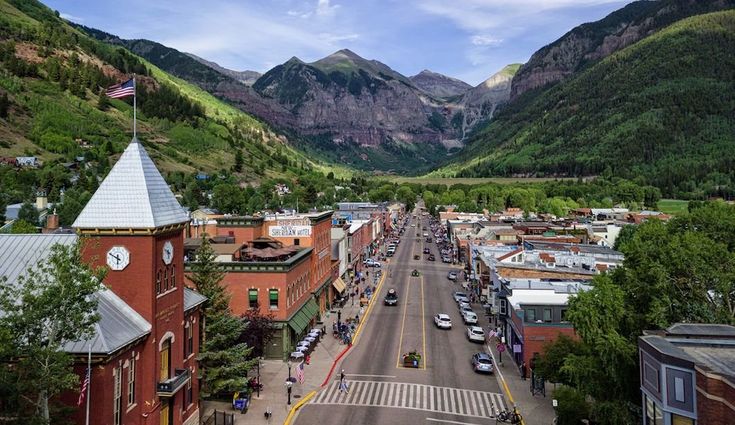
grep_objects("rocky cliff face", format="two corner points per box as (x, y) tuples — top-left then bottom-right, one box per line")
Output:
(252, 50), (450, 148)
(409, 69), (472, 99)
(185, 53), (261, 86)
(510, 0), (735, 99)
(455, 64), (520, 138)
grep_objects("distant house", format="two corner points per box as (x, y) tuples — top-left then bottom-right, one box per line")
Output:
(275, 183), (291, 197)
(15, 156), (39, 167)
(195, 172), (209, 181)
(0, 157), (16, 166)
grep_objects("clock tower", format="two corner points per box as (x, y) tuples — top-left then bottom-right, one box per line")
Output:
(73, 137), (194, 425)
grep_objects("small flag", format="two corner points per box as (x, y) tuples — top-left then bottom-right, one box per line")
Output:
(77, 367), (90, 406)
(105, 78), (135, 99)
(296, 361), (305, 384)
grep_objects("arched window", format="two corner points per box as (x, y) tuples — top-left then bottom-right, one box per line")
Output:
(156, 270), (162, 294)
(171, 265), (176, 288)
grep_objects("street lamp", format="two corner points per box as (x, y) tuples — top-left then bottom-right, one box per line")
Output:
(285, 380), (293, 405)
(287, 360), (292, 381)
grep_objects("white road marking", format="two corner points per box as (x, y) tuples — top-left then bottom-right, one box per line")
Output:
(426, 418), (484, 425)
(345, 374), (396, 378)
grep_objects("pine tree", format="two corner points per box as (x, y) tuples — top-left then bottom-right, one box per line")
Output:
(0, 92), (9, 119)
(97, 90), (110, 111)
(190, 236), (257, 397)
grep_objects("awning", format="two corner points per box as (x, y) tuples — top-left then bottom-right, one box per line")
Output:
(332, 277), (346, 294)
(288, 298), (319, 335)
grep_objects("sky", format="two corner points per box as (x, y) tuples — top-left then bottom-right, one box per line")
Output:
(43, 0), (633, 85)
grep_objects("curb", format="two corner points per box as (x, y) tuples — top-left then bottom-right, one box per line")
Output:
(487, 341), (526, 425)
(282, 390), (316, 425)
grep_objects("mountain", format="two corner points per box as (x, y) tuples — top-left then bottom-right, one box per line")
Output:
(511, 0), (735, 99)
(409, 69), (472, 99)
(454, 64), (521, 137)
(250, 49), (458, 172)
(0, 0), (318, 180)
(185, 53), (261, 86)
(439, 9), (735, 198)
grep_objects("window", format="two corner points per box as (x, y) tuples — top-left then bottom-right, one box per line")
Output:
(127, 357), (136, 406)
(163, 268), (169, 291)
(160, 340), (171, 381)
(185, 379), (193, 408)
(156, 270), (162, 294)
(499, 299), (507, 315)
(525, 308), (536, 322)
(674, 377), (685, 402)
(171, 265), (176, 288)
(294, 238), (300, 246)
(543, 308), (552, 322)
(269, 289), (279, 309)
(113, 367), (122, 425)
(671, 414), (694, 425)
(249, 289), (258, 309)
(560, 309), (568, 322)
(187, 322), (194, 357)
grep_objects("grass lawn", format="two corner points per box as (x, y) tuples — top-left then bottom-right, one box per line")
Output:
(657, 199), (689, 215)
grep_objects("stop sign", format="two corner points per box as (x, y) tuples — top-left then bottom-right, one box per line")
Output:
(497, 343), (506, 353)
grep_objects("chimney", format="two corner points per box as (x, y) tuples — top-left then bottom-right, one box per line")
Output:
(36, 191), (48, 210)
(43, 209), (59, 233)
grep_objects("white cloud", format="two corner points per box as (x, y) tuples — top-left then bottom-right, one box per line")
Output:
(316, 0), (340, 17)
(471, 35), (502, 46)
(318, 33), (359, 43)
(59, 12), (84, 23)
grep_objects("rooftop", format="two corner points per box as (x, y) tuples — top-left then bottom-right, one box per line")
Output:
(73, 138), (189, 229)
(507, 289), (575, 309)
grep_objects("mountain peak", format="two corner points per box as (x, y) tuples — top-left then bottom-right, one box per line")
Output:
(409, 69), (471, 99)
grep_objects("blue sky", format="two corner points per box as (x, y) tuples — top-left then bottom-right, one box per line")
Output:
(43, 0), (632, 85)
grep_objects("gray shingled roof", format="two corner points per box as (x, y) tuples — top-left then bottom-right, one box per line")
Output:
(73, 137), (189, 229)
(64, 289), (151, 355)
(0, 234), (151, 356)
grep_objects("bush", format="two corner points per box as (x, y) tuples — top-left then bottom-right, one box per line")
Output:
(552, 386), (590, 425)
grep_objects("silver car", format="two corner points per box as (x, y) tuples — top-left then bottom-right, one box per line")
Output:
(434, 314), (452, 329)
(462, 310), (478, 324)
(471, 353), (494, 373)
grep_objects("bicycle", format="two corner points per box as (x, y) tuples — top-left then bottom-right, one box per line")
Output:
(496, 406), (523, 424)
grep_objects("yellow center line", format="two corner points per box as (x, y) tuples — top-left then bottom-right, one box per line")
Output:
(421, 275), (427, 370)
(395, 277), (412, 368)
(352, 267), (387, 345)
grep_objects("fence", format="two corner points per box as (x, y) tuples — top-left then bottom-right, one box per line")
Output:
(202, 410), (234, 425)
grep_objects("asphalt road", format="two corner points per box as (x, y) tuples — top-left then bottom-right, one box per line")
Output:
(296, 213), (507, 425)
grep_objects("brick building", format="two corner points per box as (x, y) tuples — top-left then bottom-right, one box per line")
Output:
(0, 138), (206, 425)
(639, 324), (735, 425)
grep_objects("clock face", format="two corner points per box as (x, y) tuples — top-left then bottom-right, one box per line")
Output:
(162, 241), (174, 265)
(106, 246), (130, 271)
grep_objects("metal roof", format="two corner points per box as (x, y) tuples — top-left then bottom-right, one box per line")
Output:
(64, 288), (151, 355)
(73, 137), (189, 229)
(0, 234), (78, 284)
(184, 287), (207, 313)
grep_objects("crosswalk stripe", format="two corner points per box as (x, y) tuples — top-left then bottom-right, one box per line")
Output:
(311, 380), (507, 419)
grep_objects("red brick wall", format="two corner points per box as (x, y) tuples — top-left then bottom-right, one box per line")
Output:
(696, 369), (735, 425)
(497, 266), (594, 281)
(211, 259), (312, 319)
(215, 225), (263, 244)
(521, 324), (577, 366)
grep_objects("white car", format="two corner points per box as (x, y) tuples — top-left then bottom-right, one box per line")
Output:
(467, 326), (485, 343)
(462, 311), (478, 324)
(363, 258), (381, 267)
(452, 292), (469, 303)
(458, 301), (471, 311)
(434, 314), (452, 329)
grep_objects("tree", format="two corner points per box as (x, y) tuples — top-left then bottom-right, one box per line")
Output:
(240, 308), (276, 359)
(189, 237), (257, 396)
(96, 90), (110, 111)
(0, 92), (9, 119)
(233, 150), (243, 173)
(17, 202), (39, 225)
(11, 219), (37, 234)
(552, 386), (590, 425)
(0, 241), (106, 424)
(211, 183), (244, 214)
(535, 334), (584, 384)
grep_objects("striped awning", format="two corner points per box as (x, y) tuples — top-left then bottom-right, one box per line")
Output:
(332, 277), (347, 294)
(288, 298), (319, 335)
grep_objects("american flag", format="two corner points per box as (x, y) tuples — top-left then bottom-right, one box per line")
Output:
(77, 367), (90, 406)
(105, 78), (135, 99)
(296, 361), (305, 384)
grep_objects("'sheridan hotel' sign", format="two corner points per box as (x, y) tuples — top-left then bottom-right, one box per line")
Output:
(269, 220), (312, 237)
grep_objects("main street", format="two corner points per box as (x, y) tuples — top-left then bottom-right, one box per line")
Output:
(295, 212), (508, 425)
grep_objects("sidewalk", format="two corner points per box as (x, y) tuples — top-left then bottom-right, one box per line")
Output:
(486, 339), (556, 425)
(201, 275), (380, 424)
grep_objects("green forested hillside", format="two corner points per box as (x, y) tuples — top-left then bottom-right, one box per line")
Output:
(442, 10), (735, 199)
(0, 0), (318, 178)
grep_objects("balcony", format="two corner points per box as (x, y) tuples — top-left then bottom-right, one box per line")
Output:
(156, 368), (190, 397)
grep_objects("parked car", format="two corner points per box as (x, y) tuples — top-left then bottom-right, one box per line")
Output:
(442, 256), (452, 263)
(427, 254), (435, 261)
(467, 326), (485, 343)
(434, 314), (452, 329)
(471, 353), (494, 373)
(458, 301), (471, 311)
(462, 310), (478, 324)
(447, 271), (457, 281)
(384, 288), (398, 306)
(423, 247), (430, 254)
(364, 258), (381, 267)
(453, 292), (469, 303)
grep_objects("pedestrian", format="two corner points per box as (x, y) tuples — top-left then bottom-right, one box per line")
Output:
(340, 369), (345, 382)
(520, 361), (527, 380)
(339, 379), (349, 393)
(355, 313), (360, 324)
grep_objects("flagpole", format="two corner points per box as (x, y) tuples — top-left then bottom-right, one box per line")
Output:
(133, 75), (137, 139)
(85, 343), (91, 425)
